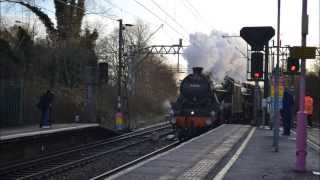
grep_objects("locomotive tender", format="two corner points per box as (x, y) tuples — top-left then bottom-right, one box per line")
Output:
(220, 76), (254, 124)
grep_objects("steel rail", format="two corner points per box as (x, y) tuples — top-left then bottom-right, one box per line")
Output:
(90, 141), (180, 180)
(0, 123), (172, 179)
(0, 122), (170, 172)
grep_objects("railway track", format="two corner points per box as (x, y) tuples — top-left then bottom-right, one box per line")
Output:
(0, 122), (173, 180)
(90, 141), (180, 180)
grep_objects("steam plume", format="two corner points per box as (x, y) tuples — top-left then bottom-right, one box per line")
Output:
(183, 30), (247, 82)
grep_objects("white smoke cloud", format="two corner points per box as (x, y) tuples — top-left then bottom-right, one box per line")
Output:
(183, 30), (247, 82)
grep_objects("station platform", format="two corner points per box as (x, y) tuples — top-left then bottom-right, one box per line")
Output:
(0, 123), (99, 142)
(108, 124), (252, 180)
(106, 124), (320, 180)
(221, 128), (320, 180)
(307, 127), (320, 146)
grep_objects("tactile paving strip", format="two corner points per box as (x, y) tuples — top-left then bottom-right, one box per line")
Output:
(177, 127), (249, 180)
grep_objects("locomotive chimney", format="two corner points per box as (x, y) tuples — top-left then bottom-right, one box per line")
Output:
(192, 67), (203, 75)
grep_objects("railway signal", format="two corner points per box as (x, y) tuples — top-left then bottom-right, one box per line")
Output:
(240, 26), (274, 81)
(286, 57), (300, 74)
(251, 52), (264, 79)
(98, 62), (108, 82)
(240, 26), (275, 51)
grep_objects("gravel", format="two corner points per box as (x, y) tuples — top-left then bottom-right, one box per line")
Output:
(47, 137), (174, 180)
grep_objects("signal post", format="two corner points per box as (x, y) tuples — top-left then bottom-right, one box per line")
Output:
(240, 26), (275, 126)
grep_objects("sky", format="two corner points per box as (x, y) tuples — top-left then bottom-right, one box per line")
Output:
(89, 0), (320, 78)
(2, 0), (320, 79)
(87, 0), (320, 47)
(9, 0), (317, 47)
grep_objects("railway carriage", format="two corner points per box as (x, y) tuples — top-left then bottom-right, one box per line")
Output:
(221, 77), (255, 124)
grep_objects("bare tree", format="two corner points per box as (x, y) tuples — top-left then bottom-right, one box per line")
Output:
(96, 20), (178, 119)
(0, 0), (95, 42)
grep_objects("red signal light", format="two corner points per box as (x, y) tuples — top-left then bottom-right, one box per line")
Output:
(287, 57), (299, 73)
(254, 72), (262, 78)
(290, 65), (297, 72)
(251, 52), (264, 80)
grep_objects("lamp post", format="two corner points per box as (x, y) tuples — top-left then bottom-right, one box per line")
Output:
(116, 19), (134, 131)
(117, 19), (123, 121)
(273, 0), (281, 152)
(295, 0), (308, 172)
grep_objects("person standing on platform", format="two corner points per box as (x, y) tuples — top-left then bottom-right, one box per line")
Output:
(37, 90), (54, 128)
(282, 88), (294, 135)
(304, 94), (314, 127)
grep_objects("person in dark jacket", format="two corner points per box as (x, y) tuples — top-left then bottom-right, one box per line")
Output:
(282, 88), (294, 135)
(37, 90), (54, 128)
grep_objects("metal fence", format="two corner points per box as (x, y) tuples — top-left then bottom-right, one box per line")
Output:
(0, 79), (24, 127)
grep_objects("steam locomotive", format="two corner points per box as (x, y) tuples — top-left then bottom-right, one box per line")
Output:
(171, 67), (255, 140)
(172, 67), (221, 140)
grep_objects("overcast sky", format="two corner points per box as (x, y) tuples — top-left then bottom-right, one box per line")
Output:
(87, 0), (320, 47)
(4, 0), (319, 47)
(90, 0), (320, 74)
(2, 0), (320, 77)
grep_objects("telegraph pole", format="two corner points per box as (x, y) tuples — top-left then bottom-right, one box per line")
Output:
(296, 0), (308, 172)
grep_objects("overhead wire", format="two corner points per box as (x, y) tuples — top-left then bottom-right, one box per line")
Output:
(103, 0), (173, 42)
(150, 0), (189, 35)
(179, 0), (213, 31)
(132, 0), (186, 39)
(103, 0), (141, 21)
(105, 1), (177, 46)
(179, 0), (198, 20)
(6, 0), (187, 45)
(186, 0), (215, 30)
(184, 0), (203, 19)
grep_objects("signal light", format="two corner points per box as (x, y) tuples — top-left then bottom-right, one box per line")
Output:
(287, 57), (299, 73)
(98, 62), (108, 82)
(251, 52), (264, 79)
(254, 72), (262, 78)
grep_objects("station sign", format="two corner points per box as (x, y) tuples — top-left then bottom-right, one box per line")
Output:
(289, 46), (316, 59)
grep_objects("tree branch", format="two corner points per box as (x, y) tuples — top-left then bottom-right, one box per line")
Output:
(1, 0), (58, 40)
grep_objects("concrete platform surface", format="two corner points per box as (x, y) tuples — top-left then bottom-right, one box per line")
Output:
(308, 127), (320, 146)
(108, 124), (251, 180)
(0, 123), (99, 141)
(222, 128), (320, 180)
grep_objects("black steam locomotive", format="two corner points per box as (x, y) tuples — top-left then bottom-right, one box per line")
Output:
(172, 67), (255, 140)
(172, 67), (221, 139)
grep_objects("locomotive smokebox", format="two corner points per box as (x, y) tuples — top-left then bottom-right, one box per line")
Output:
(192, 67), (203, 75)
